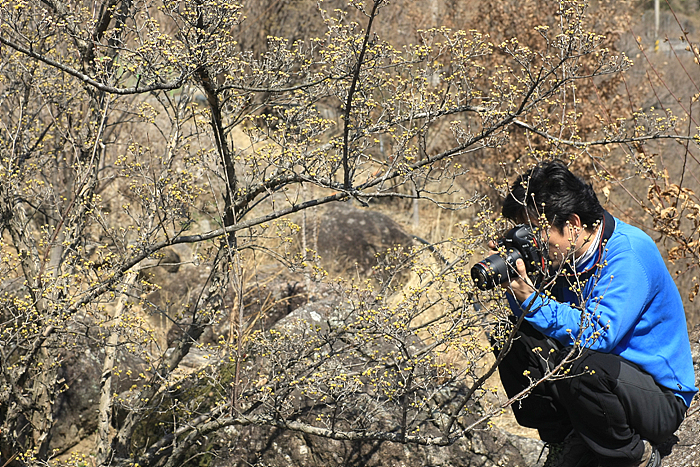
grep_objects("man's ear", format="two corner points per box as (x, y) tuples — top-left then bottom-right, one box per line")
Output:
(568, 214), (583, 230)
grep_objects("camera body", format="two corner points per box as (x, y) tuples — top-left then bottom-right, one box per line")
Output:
(471, 225), (547, 291)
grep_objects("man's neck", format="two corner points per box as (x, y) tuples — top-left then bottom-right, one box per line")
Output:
(574, 224), (602, 262)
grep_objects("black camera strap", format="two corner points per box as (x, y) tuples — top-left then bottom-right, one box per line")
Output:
(554, 210), (616, 286)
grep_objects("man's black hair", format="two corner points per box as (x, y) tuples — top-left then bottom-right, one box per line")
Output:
(502, 160), (604, 231)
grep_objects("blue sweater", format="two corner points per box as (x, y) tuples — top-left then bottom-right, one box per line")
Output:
(510, 217), (698, 406)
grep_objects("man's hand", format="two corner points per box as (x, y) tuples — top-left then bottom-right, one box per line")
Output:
(504, 258), (536, 303)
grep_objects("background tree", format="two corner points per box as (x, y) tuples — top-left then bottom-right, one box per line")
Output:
(0, 0), (695, 466)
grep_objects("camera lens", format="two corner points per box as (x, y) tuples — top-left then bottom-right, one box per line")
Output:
(471, 250), (522, 291)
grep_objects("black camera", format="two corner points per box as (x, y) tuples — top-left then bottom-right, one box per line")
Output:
(471, 225), (547, 291)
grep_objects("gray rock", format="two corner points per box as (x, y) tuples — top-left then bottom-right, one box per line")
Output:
(298, 203), (414, 279)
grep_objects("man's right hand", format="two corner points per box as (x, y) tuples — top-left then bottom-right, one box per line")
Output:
(505, 258), (536, 303)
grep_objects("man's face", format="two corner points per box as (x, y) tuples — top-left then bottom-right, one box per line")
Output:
(542, 224), (576, 269)
(517, 213), (588, 269)
(514, 212), (592, 269)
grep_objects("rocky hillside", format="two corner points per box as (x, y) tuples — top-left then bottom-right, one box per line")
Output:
(207, 326), (700, 467)
(47, 203), (700, 467)
(205, 312), (700, 467)
(655, 325), (700, 467)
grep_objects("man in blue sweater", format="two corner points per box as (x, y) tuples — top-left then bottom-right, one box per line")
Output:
(494, 160), (696, 467)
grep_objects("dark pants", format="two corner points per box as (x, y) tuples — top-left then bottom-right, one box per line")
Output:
(497, 321), (687, 466)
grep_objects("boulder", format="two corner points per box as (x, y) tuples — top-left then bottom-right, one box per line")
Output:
(51, 343), (149, 455)
(50, 346), (103, 454)
(297, 203), (414, 280)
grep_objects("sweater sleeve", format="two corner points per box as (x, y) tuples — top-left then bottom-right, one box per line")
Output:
(517, 243), (652, 350)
